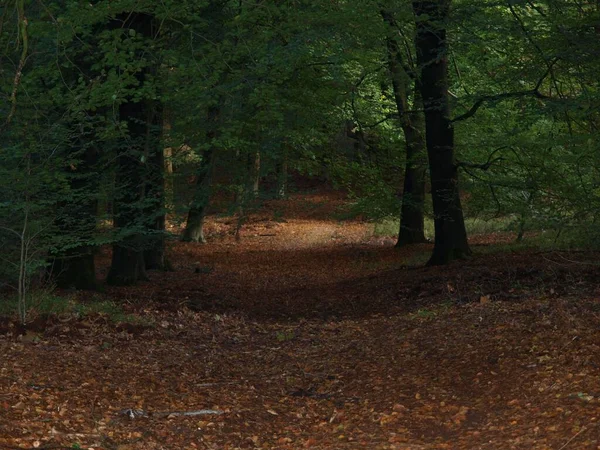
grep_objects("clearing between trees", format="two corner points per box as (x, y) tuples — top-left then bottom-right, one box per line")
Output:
(1, 191), (600, 450)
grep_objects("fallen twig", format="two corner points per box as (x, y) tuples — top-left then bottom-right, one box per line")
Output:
(119, 408), (224, 419)
(156, 409), (224, 418)
(558, 425), (588, 450)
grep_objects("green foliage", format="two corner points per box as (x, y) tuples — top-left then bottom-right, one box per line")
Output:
(1, 0), (600, 283)
(275, 330), (296, 342)
(0, 291), (141, 324)
(373, 216), (515, 241)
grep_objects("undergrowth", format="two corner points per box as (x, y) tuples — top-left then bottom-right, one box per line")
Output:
(0, 291), (144, 324)
(373, 216), (517, 240)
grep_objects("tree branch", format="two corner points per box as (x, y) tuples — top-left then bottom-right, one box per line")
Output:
(2, 0), (28, 130)
(451, 59), (557, 124)
(360, 113), (398, 129)
(456, 146), (507, 171)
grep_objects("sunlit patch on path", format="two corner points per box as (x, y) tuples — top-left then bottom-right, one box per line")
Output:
(2, 193), (600, 449)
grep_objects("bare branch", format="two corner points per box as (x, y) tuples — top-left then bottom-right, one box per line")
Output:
(451, 60), (557, 124)
(2, 0), (28, 130)
(456, 146), (508, 171)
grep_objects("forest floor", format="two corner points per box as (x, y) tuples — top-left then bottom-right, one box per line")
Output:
(2, 189), (600, 450)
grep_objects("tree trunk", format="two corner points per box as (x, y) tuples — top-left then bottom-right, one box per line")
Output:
(182, 148), (215, 243)
(382, 11), (428, 246)
(183, 204), (208, 243)
(413, 0), (471, 265)
(52, 140), (99, 290)
(106, 95), (149, 284)
(108, 246), (146, 286)
(276, 146), (288, 199)
(144, 104), (167, 270)
(163, 110), (174, 208)
(397, 91), (427, 247)
(251, 150), (260, 198)
(107, 12), (158, 285)
(182, 106), (219, 243)
(52, 252), (96, 290)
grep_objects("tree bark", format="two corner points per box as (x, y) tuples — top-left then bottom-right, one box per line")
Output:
(143, 170), (167, 269)
(107, 12), (159, 285)
(106, 94), (149, 284)
(276, 145), (288, 199)
(51, 126), (99, 288)
(182, 106), (219, 243)
(52, 253), (97, 290)
(413, 0), (471, 265)
(144, 104), (167, 270)
(182, 148), (215, 243)
(52, 152), (99, 290)
(251, 150), (260, 198)
(108, 245), (146, 286)
(382, 10), (428, 246)
(163, 110), (174, 208)
(397, 89), (427, 247)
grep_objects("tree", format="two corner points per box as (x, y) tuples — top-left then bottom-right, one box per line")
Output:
(381, 7), (428, 246)
(51, 132), (100, 290)
(182, 109), (218, 243)
(106, 11), (165, 285)
(413, 0), (471, 264)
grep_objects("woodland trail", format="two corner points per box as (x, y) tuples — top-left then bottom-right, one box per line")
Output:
(2, 192), (600, 449)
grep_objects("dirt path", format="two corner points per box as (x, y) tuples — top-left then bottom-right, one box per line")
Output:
(2, 193), (600, 449)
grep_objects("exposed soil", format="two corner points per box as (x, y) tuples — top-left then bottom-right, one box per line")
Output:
(2, 191), (600, 449)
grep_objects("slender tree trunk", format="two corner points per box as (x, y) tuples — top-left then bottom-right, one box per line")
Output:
(143, 101), (167, 270)
(382, 11), (428, 246)
(276, 145), (288, 199)
(233, 147), (260, 242)
(251, 150), (260, 198)
(397, 90), (427, 247)
(413, 0), (471, 265)
(163, 110), (174, 208)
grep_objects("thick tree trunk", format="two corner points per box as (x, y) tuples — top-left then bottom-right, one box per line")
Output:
(50, 34), (101, 290)
(52, 143), (99, 290)
(106, 95), (149, 284)
(413, 0), (471, 265)
(52, 252), (96, 290)
(182, 148), (215, 243)
(108, 246), (146, 286)
(382, 13), (428, 246)
(107, 12), (159, 285)
(182, 107), (219, 243)
(183, 205), (208, 243)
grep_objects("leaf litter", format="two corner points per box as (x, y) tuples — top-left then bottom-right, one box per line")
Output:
(1, 190), (600, 449)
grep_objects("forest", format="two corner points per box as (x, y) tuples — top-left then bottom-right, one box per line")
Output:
(1, 0), (600, 449)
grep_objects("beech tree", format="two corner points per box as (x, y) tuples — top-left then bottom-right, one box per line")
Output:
(105, 11), (165, 285)
(381, 7), (428, 246)
(2, 0), (600, 311)
(413, 0), (471, 264)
